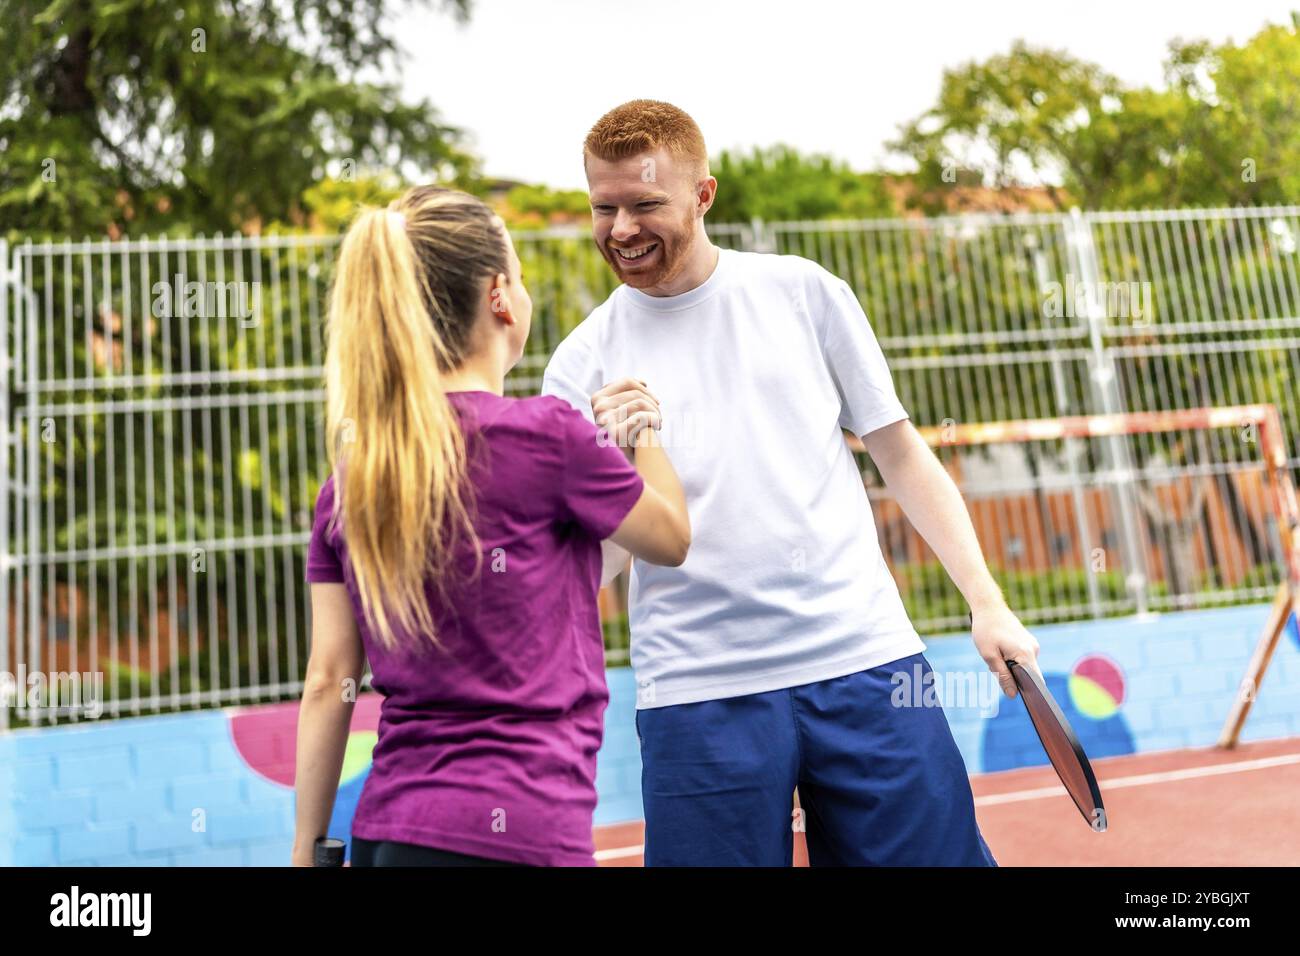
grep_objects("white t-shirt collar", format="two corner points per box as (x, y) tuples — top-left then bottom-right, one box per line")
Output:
(620, 246), (733, 312)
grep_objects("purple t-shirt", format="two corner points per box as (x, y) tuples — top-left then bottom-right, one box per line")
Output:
(305, 391), (645, 866)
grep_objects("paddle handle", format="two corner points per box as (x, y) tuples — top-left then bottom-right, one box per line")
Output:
(314, 836), (346, 867)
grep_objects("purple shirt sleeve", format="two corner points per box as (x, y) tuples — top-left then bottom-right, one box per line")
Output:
(306, 475), (346, 583)
(553, 400), (645, 540)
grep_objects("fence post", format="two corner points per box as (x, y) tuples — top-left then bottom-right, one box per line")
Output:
(747, 217), (775, 253)
(1033, 243), (1104, 619)
(1064, 208), (1150, 616)
(0, 240), (10, 731)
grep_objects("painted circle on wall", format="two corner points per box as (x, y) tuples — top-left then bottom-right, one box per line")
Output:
(340, 731), (378, 782)
(1067, 653), (1126, 719)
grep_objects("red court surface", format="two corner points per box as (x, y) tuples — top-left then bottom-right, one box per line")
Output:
(593, 735), (1300, 866)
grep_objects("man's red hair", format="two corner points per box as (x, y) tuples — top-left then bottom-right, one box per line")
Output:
(583, 99), (709, 181)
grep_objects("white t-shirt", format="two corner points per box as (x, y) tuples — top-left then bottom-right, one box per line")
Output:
(541, 247), (925, 708)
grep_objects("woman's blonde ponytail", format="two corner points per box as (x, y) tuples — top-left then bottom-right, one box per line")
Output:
(324, 188), (503, 651)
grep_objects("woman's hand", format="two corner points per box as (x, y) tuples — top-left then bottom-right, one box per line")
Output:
(290, 842), (317, 867)
(591, 377), (661, 451)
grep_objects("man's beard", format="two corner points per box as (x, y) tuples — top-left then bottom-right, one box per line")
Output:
(607, 223), (694, 290)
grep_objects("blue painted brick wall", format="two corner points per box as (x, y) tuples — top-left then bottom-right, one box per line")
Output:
(2, 602), (1297, 864)
(592, 602), (1300, 819)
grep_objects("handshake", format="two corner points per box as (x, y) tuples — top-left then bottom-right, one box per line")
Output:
(590, 376), (664, 453)
(582, 376), (690, 586)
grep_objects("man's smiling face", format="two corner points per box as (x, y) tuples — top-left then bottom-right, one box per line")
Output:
(586, 147), (703, 292)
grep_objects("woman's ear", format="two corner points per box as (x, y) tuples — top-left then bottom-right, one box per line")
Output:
(488, 272), (515, 323)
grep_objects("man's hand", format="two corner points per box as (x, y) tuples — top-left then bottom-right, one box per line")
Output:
(591, 377), (661, 451)
(971, 603), (1041, 699)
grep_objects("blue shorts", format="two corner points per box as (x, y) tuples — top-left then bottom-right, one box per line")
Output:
(635, 652), (997, 866)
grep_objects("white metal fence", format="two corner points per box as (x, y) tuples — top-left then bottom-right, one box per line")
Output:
(3, 205), (1299, 725)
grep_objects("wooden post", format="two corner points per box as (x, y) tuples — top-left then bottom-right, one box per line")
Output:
(1217, 581), (1293, 748)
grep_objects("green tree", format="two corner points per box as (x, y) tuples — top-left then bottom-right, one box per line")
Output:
(273, 174), (407, 234)
(1155, 24), (1300, 206)
(889, 41), (1126, 212)
(890, 23), (1300, 211)
(0, 0), (480, 241)
(709, 144), (895, 223)
(501, 183), (591, 227)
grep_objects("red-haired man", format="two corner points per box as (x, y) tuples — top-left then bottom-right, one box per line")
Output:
(543, 99), (1040, 866)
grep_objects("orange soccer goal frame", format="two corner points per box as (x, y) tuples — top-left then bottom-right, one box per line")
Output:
(846, 404), (1300, 749)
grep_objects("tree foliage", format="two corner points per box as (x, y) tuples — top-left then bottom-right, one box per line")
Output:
(891, 23), (1300, 212)
(0, 0), (479, 240)
(709, 144), (895, 223)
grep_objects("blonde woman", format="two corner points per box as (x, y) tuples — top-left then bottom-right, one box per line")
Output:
(291, 184), (690, 867)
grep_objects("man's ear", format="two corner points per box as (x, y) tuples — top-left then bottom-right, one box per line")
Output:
(696, 176), (718, 216)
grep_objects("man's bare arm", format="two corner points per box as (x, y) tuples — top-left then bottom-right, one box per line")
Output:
(861, 419), (1039, 696)
(862, 420), (1003, 611)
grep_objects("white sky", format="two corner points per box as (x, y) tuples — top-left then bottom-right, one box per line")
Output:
(394, 0), (1297, 190)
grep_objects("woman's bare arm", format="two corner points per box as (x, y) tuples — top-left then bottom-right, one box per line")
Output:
(291, 582), (366, 866)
